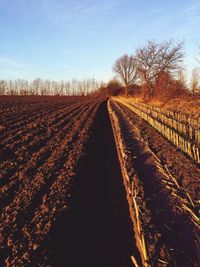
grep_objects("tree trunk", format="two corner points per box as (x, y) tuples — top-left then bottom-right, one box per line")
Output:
(125, 85), (128, 97)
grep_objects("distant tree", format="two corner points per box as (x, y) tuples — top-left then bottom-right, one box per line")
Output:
(177, 69), (188, 91)
(113, 54), (138, 96)
(96, 84), (108, 96)
(0, 78), (103, 96)
(190, 68), (200, 94)
(128, 83), (142, 96)
(154, 71), (173, 97)
(8, 80), (16, 95)
(65, 81), (70, 96)
(31, 79), (42, 95)
(170, 79), (188, 97)
(0, 80), (6, 95)
(18, 79), (29, 95)
(154, 71), (186, 98)
(107, 79), (123, 96)
(135, 40), (184, 96)
(43, 80), (52, 95)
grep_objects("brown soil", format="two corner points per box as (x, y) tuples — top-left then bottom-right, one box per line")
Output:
(45, 100), (140, 267)
(109, 100), (200, 267)
(0, 96), (139, 266)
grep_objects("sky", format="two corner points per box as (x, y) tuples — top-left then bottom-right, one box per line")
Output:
(0, 0), (200, 82)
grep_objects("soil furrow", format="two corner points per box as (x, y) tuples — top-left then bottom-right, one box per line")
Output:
(110, 100), (199, 267)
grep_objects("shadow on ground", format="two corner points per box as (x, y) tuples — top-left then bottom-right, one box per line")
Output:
(47, 100), (139, 267)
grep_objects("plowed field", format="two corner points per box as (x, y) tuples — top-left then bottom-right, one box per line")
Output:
(0, 96), (102, 265)
(0, 96), (199, 267)
(108, 99), (199, 267)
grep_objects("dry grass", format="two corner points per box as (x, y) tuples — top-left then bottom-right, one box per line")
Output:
(133, 94), (200, 114)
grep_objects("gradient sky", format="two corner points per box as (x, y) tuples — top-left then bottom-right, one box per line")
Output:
(0, 0), (199, 82)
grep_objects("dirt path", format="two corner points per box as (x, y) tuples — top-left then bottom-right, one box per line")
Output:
(46, 100), (139, 267)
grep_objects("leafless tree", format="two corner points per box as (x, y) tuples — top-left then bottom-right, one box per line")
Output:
(106, 79), (123, 96)
(8, 80), (16, 95)
(113, 54), (138, 96)
(0, 80), (6, 95)
(31, 79), (42, 95)
(190, 68), (200, 94)
(135, 40), (184, 96)
(0, 78), (102, 96)
(177, 69), (188, 90)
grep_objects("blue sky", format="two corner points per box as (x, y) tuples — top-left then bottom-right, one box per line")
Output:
(0, 0), (200, 82)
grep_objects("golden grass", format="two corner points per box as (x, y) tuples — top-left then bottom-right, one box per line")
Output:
(126, 95), (200, 114)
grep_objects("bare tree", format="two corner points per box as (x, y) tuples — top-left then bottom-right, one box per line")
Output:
(106, 79), (123, 96)
(113, 54), (137, 96)
(190, 68), (200, 94)
(0, 78), (102, 96)
(177, 69), (188, 90)
(0, 80), (6, 95)
(8, 80), (16, 95)
(135, 40), (184, 96)
(31, 79), (42, 95)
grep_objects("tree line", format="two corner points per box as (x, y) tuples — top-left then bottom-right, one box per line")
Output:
(0, 78), (103, 96)
(106, 39), (200, 98)
(1, 39), (199, 97)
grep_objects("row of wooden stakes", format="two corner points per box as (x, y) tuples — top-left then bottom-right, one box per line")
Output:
(115, 99), (200, 164)
(138, 102), (200, 128)
(131, 102), (200, 144)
